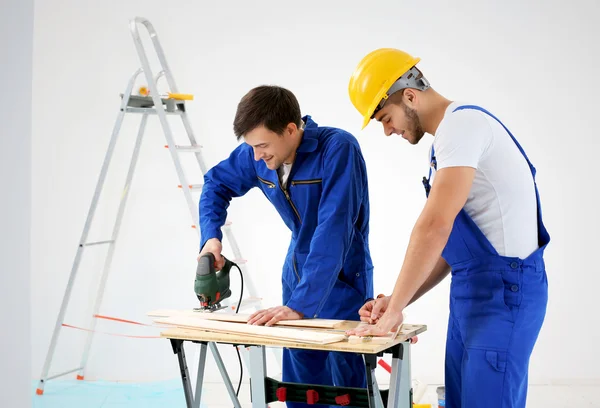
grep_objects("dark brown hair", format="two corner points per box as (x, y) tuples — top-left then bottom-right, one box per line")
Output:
(233, 85), (301, 140)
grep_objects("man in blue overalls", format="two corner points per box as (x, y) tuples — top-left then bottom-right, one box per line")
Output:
(346, 48), (550, 407)
(198, 85), (373, 407)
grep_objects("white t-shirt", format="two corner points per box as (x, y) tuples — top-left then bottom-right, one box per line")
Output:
(278, 162), (292, 186)
(429, 102), (539, 259)
(278, 121), (304, 186)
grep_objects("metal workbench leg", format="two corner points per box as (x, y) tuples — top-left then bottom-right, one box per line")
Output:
(399, 342), (412, 407)
(170, 339), (194, 408)
(371, 375), (386, 408)
(388, 342), (412, 408)
(365, 354), (385, 408)
(209, 342), (243, 408)
(192, 343), (207, 408)
(248, 346), (267, 408)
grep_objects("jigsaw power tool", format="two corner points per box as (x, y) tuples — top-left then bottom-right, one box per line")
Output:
(194, 252), (244, 396)
(194, 252), (235, 312)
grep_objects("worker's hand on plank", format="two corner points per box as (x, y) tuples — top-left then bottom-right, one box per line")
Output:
(197, 238), (225, 270)
(358, 299), (377, 323)
(359, 295), (391, 324)
(346, 306), (404, 337)
(248, 306), (303, 327)
(356, 296), (419, 342)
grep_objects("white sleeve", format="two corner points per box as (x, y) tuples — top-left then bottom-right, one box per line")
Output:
(434, 109), (493, 170)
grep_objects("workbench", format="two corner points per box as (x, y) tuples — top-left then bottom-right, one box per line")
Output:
(160, 323), (426, 408)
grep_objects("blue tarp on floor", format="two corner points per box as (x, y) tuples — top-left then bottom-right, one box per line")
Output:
(32, 379), (203, 408)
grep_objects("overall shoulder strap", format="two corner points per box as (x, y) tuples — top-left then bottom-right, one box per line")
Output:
(452, 105), (537, 177)
(453, 105), (550, 251)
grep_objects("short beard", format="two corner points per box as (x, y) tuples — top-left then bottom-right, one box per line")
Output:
(402, 102), (425, 145)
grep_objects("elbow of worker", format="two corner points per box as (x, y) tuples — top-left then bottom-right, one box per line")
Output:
(419, 215), (454, 241)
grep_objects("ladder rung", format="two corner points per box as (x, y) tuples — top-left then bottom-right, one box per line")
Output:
(177, 184), (203, 192)
(83, 240), (115, 247)
(38, 18), (265, 391)
(124, 107), (183, 115)
(165, 144), (203, 152)
(44, 367), (83, 381)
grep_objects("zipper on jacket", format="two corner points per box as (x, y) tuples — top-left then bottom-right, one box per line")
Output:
(291, 179), (322, 186)
(278, 172), (302, 223)
(292, 254), (300, 282)
(281, 186), (302, 223)
(257, 176), (275, 188)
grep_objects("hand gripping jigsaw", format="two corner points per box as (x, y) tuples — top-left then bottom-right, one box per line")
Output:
(194, 252), (245, 397)
(194, 252), (236, 312)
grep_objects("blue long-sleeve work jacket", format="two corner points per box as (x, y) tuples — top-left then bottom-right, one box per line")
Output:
(199, 116), (373, 320)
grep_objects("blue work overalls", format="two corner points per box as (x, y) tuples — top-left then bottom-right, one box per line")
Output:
(423, 106), (550, 407)
(199, 116), (373, 407)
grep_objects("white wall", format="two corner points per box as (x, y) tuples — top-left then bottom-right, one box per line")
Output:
(32, 0), (599, 387)
(1, 0), (34, 405)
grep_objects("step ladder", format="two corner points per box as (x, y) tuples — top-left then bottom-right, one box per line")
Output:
(36, 17), (279, 398)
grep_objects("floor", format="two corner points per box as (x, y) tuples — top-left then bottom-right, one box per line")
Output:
(32, 379), (600, 407)
(32, 379), (187, 408)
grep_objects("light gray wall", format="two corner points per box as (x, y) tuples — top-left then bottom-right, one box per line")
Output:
(0, 0), (33, 405)
(31, 0), (599, 386)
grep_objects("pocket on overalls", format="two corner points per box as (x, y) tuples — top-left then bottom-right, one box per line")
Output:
(450, 271), (511, 319)
(282, 252), (302, 292)
(503, 265), (548, 330)
(323, 270), (366, 320)
(334, 268), (365, 300)
(485, 350), (508, 372)
(500, 269), (523, 312)
(450, 270), (516, 350)
(460, 348), (509, 408)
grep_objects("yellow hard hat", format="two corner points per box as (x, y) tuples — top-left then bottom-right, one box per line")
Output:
(348, 48), (428, 129)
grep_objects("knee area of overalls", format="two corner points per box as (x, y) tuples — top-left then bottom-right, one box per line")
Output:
(459, 347), (531, 408)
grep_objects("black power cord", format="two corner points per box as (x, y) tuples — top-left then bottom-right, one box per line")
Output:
(232, 262), (244, 400)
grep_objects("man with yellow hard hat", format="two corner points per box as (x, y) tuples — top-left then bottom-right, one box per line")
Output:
(345, 48), (550, 408)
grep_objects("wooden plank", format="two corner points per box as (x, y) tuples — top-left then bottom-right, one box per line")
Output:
(148, 309), (247, 322)
(160, 323), (428, 354)
(302, 322), (426, 344)
(345, 324), (426, 344)
(147, 309), (352, 329)
(155, 316), (347, 345)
